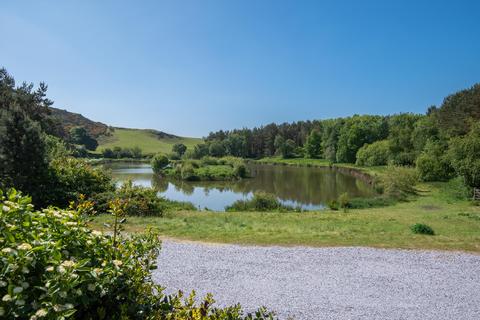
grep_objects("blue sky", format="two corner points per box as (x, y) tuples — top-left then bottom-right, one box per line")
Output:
(1, 1), (479, 137)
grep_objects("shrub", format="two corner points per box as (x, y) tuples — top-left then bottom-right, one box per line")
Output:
(327, 200), (339, 210)
(0, 189), (274, 319)
(411, 223), (435, 235)
(381, 165), (418, 199)
(48, 157), (115, 206)
(338, 192), (350, 212)
(151, 154), (170, 174)
(226, 192), (295, 212)
(416, 141), (454, 182)
(355, 140), (390, 166)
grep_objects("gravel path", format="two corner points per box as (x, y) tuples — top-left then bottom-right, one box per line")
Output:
(152, 241), (480, 320)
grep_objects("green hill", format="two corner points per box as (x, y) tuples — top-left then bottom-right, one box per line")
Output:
(97, 127), (202, 155)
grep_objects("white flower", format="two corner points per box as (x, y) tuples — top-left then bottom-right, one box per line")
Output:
(2, 205), (9, 212)
(65, 222), (77, 226)
(46, 266), (54, 272)
(35, 308), (48, 317)
(87, 283), (96, 291)
(61, 260), (75, 268)
(59, 291), (67, 298)
(1, 247), (15, 254)
(2, 294), (11, 302)
(22, 266), (29, 274)
(17, 243), (32, 250)
(92, 230), (102, 236)
(64, 303), (74, 310)
(0, 281), (7, 287)
(13, 287), (23, 294)
(112, 260), (123, 267)
(57, 266), (66, 274)
(76, 289), (82, 296)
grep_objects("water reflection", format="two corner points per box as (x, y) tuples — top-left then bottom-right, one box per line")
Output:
(104, 162), (376, 211)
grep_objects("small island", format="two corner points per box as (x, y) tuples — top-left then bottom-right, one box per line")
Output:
(152, 155), (248, 181)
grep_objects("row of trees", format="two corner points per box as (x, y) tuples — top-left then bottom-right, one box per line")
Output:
(200, 84), (480, 188)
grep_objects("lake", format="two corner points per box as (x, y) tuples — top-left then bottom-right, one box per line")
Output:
(104, 162), (376, 211)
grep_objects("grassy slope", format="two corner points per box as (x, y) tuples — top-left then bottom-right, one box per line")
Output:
(97, 128), (202, 155)
(91, 182), (480, 252)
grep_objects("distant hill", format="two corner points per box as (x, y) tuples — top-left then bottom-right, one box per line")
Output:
(97, 127), (202, 155)
(49, 107), (109, 138)
(49, 107), (202, 155)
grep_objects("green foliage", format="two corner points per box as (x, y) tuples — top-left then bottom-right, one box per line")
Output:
(274, 135), (295, 159)
(167, 157), (248, 181)
(305, 129), (322, 158)
(0, 106), (51, 206)
(387, 113), (423, 166)
(416, 141), (454, 182)
(435, 83), (480, 137)
(151, 154), (170, 174)
(172, 143), (187, 157)
(0, 190), (273, 319)
(226, 192), (297, 212)
(381, 165), (418, 199)
(410, 223), (435, 235)
(355, 140), (390, 166)
(49, 158), (115, 206)
(336, 115), (388, 163)
(448, 123), (480, 188)
(69, 126), (98, 151)
(327, 200), (339, 210)
(208, 141), (226, 157)
(102, 146), (143, 159)
(338, 192), (350, 212)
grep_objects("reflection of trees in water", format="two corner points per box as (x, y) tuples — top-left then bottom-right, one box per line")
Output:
(150, 164), (375, 205)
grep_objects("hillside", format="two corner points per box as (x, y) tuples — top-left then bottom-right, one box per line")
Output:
(49, 107), (109, 138)
(97, 127), (202, 155)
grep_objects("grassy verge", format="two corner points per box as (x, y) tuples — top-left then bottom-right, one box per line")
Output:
(97, 127), (202, 155)
(91, 180), (480, 252)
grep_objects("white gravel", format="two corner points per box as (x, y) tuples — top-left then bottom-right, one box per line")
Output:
(152, 241), (480, 320)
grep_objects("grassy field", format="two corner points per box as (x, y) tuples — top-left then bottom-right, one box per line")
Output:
(97, 127), (202, 155)
(91, 179), (480, 252)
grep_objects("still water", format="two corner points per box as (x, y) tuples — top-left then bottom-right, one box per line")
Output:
(104, 162), (375, 211)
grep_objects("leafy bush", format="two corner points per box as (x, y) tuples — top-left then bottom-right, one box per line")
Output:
(327, 200), (339, 210)
(48, 158), (115, 206)
(101, 146), (143, 159)
(410, 223), (435, 235)
(151, 154), (170, 174)
(416, 141), (454, 182)
(447, 123), (480, 188)
(338, 192), (350, 212)
(355, 140), (390, 166)
(381, 165), (418, 199)
(0, 189), (274, 319)
(226, 192), (296, 212)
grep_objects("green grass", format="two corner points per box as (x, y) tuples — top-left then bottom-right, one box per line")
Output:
(91, 181), (480, 252)
(97, 128), (202, 155)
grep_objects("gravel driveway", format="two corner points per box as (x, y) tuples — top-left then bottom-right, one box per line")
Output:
(152, 241), (480, 320)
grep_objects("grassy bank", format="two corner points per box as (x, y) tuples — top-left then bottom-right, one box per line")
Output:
(91, 180), (480, 252)
(97, 127), (202, 155)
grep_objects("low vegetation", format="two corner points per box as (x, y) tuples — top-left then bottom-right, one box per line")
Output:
(155, 156), (249, 181)
(0, 190), (274, 319)
(410, 223), (435, 235)
(225, 192), (299, 212)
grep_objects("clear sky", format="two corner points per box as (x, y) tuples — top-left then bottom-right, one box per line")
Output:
(1, 1), (479, 137)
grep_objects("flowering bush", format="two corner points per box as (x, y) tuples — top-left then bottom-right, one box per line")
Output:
(0, 189), (274, 319)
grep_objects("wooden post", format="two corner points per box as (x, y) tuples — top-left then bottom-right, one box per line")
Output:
(474, 188), (480, 201)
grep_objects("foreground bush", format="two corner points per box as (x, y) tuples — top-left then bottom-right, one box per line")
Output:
(151, 154), (170, 174)
(226, 192), (298, 212)
(0, 189), (275, 319)
(410, 223), (435, 235)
